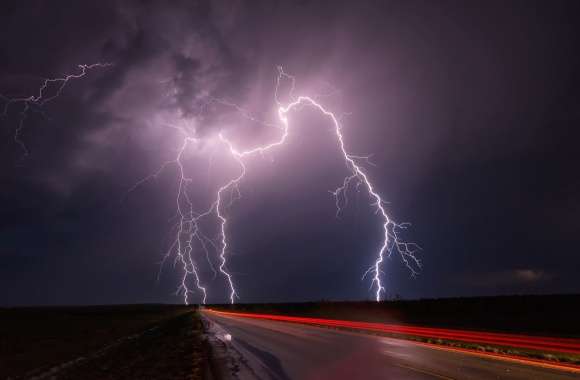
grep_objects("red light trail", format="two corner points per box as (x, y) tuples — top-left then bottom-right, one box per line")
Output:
(206, 309), (580, 355)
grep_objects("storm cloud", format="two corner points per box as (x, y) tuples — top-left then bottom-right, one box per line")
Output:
(1, 0), (579, 305)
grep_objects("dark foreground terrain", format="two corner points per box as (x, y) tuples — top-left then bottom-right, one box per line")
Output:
(0, 304), (208, 379)
(2, 296), (578, 379)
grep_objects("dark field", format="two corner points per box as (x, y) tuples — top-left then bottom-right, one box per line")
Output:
(209, 294), (580, 338)
(2, 296), (578, 379)
(0, 304), (207, 379)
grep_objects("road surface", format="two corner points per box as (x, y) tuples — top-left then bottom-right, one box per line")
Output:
(202, 310), (578, 380)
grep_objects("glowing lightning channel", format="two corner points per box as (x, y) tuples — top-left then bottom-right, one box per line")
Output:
(0, 63), (112, 155)
(133, 133), (214, 305)
(3, 62), (419, 304)
(134, 66), (421, 304)
(216, 67), (421, 302)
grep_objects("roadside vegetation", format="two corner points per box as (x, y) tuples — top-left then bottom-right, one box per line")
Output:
(0, 304), (208, 379)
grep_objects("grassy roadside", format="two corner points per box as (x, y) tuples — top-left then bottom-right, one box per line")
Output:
(0, 305), (208, 379)
(405, 336), (580, 365)
(49, 310), (208, 379)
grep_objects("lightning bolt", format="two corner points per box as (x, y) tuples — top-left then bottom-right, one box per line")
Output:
(3, 62), (419, 304)
(215, 67), (421, 302)
(0, 63), (112, 156)
(135, 66), (421, 304)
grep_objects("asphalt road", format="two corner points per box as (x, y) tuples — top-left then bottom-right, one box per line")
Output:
(202, 310), (578, 380)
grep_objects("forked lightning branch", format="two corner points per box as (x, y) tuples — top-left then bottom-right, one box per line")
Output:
(1, 64), (421, 304)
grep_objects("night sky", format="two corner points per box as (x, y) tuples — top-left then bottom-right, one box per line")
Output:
(1, 0), (579, 305)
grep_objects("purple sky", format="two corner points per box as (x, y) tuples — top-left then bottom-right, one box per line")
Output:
(1, 0), (579, 305)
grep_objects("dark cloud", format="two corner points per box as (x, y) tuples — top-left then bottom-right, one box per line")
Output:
(463, 269), (553, 288)
(1, 0), (579, 305)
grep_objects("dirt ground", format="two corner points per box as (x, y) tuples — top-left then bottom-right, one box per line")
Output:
(0, 305), (208, 379)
